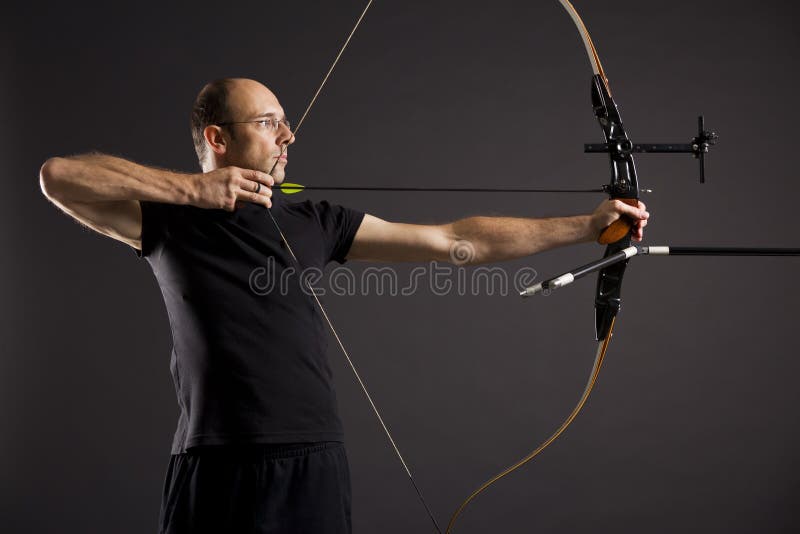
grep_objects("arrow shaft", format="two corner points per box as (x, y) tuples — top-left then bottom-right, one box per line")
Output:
(276, 185), (604, 193)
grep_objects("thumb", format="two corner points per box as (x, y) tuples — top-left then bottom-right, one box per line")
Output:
(615, 199), (648, 220)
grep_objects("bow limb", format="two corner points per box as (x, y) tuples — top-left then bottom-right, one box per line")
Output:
(445, 318), (616, 533)
(558, 0), (607, 87)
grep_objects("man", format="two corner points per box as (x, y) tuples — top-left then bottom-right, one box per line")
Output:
(39, 78), (648, 533)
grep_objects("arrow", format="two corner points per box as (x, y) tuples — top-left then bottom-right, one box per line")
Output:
(275, 182), (654, 195)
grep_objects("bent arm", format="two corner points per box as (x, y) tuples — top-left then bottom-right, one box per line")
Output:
(39, 154), (197, 250)
(40, 154), (195, 205)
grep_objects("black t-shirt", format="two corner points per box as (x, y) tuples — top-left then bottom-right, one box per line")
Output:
(133, 193), (364, 453)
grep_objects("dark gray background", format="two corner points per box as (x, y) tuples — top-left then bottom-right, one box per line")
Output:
(4, 1), (799, 533)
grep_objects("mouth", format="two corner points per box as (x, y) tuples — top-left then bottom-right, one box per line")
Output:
(268, 154), (287, 173)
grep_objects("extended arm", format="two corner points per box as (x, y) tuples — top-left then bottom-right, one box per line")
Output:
(347, 200), (649, 264)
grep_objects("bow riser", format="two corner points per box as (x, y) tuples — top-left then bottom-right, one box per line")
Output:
(590, 74), (639, 341)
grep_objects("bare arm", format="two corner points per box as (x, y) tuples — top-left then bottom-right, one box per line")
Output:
(347, 200), (650, 264)
(39, 153), (274, 250)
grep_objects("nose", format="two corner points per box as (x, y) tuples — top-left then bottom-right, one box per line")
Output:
(276, 123), (295, 146)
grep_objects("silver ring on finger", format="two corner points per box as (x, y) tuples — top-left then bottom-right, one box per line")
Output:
(254, 183), (261, 194)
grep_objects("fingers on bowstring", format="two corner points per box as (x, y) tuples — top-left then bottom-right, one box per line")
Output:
(243, 168), (275, 187)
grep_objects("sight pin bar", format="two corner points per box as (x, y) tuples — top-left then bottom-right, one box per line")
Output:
(585, 116), (718, 183)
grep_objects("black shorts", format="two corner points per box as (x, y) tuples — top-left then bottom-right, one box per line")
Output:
(158, 442), (351, 534)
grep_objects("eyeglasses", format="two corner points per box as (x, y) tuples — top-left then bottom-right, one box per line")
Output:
(217, 117), (292, 132)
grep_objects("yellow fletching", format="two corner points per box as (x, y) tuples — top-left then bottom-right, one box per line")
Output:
(279, 183), (305, 194)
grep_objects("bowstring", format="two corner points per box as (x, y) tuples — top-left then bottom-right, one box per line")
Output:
(264, 1), (443, 532)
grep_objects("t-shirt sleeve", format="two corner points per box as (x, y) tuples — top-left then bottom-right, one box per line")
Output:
(132, 201), (171, 259)
(315, 201), (365, 264)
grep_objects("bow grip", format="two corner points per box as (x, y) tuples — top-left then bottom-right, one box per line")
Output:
(597, 198), (637, 244)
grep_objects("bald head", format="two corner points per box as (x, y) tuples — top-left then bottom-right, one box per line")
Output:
(225, 78), (281, 118)
(190, 78), (281, 169)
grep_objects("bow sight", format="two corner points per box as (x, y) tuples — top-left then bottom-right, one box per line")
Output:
(585, 115), (719, 183)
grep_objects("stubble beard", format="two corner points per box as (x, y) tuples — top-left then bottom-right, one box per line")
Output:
(267, 162), (286, 184)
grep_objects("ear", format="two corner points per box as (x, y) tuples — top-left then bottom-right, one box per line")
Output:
(204, 125), (227, 156)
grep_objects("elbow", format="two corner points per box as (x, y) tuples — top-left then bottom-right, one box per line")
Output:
(39, 157), (67, 200)
(445, 234), (486, 266)
(442, 222), (490, 265)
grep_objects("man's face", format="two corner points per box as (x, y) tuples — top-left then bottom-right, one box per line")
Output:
(217, 79), (294, 183)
